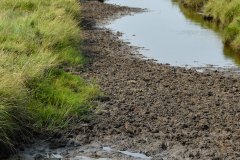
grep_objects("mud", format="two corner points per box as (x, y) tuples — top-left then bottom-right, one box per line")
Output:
(77, 1), (240, 159)
(9, 1), (240, 159)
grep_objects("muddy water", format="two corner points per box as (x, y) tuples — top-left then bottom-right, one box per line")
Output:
(9, 141), (152, 160)
(106, 0), (240, 68)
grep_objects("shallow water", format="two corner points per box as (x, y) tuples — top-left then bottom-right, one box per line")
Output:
(119, 151), (151, 159)
(8, 142), (151, 160)
(106, 0), (240, 68)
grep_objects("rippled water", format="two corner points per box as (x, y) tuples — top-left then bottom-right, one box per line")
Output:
(106, 0), (240, 68)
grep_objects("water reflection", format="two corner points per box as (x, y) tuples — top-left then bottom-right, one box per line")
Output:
(224, 46), (240, 67)
(179, 3), (240, 67)
(106, 0), (240, 68)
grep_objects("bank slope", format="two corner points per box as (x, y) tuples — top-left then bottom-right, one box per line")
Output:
(0, 0), (99, 157)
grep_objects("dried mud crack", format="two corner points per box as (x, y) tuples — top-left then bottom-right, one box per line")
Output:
(9, 1), (240, 160)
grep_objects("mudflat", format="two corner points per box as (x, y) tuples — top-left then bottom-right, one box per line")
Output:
(75, 1), (240, 159)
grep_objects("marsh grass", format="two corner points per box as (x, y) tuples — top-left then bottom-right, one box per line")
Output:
(181, 0), (207, 10)
(0, 0), (99, 153)
(181, 0), (240, 50)
(29, 69), (99, 131)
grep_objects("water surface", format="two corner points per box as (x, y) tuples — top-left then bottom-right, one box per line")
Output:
(106, 0), (240, 68)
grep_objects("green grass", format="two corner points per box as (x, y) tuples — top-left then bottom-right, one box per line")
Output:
(30, 69), (99, 130)
(181, 0), (207, 10)
(181, 0), (240, 50)
(0, 0), (99, 154)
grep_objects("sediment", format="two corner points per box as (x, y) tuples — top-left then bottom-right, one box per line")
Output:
(76, 1), (240, 159)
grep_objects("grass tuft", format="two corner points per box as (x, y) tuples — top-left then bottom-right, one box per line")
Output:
(29, 70), (99, 130)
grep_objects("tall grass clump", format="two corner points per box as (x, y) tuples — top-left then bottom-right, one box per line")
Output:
(29, 69), (99, 130)
(181, 0), (240, 50)
(0, 0), (99, 156)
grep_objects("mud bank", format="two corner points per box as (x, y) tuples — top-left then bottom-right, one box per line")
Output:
(78, 1), (240, 159)
(10, 1), (240, 159)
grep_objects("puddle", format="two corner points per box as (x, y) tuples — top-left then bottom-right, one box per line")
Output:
(103, 147), (151, 159)
(105, 0), (240, 69)
(119, 151), (151, 159)
(8, 142), (151, 160)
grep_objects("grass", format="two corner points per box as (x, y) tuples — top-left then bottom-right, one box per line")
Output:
(181, 0), (207, 10)
(30, 69), (99, 130)
(180, 0), (240, 50)
(0, 0), (99, 155)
